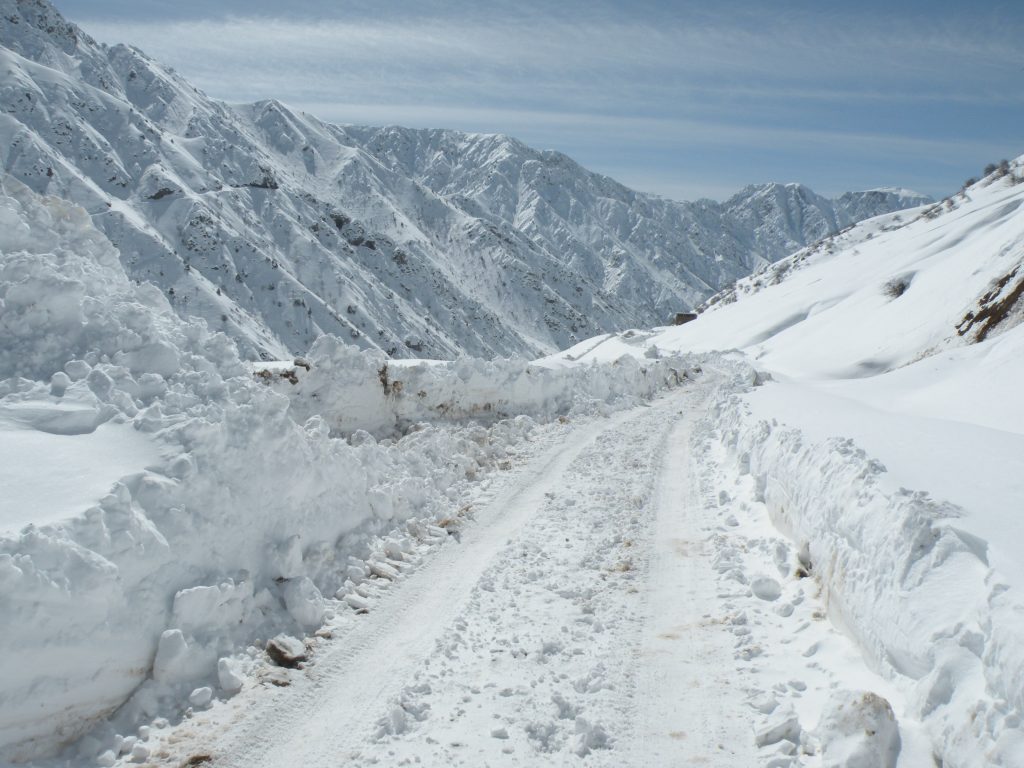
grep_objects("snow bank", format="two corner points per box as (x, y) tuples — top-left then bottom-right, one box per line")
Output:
(254, 336), (691, 437)
(712, 373), (1024, 766)
(0, 177), (691, 762)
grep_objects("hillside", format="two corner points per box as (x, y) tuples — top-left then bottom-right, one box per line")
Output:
(0, 0), (928, 360)
(549, 160), (1024, 766)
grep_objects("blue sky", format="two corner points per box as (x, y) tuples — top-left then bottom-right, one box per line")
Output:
(58, 0), (1024, 201)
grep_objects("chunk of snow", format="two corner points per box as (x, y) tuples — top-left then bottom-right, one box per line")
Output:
(152, 630), (191, 685)
(814, 690), (901, 768)
(217, 658), (245, 694)
(755, 706), (801, 747)
(282, 577), (326, 630)
(188, 687), (213, 709)
(270, 536), (304, 581)
(750, 576), (782, 601)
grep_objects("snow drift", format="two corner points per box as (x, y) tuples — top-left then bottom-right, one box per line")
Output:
(254, 339), (686, 437)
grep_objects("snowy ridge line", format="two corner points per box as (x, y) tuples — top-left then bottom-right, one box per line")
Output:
(697, 200), (935, 316)
(712, 367), (1024, 766)
(0, 1), (930, 360)
(254, 335), (694, 437)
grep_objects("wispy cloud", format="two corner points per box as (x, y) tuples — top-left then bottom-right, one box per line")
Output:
(66, 1), (1024, 200)
(92, 12), (1023, 104)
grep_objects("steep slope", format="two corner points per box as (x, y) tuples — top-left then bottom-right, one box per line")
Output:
(341, 125), (929, 329)
(661, 168), (1024, 379)
(0, 0), (929, 360)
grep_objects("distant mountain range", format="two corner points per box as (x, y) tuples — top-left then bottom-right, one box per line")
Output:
(0, 0), (931, 359)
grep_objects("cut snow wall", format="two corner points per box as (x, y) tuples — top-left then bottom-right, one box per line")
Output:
(255, 335), (692, 438)
(712, 374), (1024, 767)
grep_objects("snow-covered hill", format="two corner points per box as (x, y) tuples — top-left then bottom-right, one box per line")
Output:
(551, 160), (1024, 766)
(0, 0), (928, 360)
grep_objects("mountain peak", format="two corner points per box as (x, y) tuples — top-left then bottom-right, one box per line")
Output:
(0, 0), (930, 360)
(1, 0), (91, 57)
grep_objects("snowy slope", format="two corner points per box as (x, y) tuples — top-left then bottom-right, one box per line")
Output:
(551, 161), (1024, 766)
(0, 0), (928, 360)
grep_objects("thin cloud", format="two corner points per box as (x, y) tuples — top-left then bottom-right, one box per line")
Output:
(67, 3), (1024, 200)
(293, 101), (1007, 160)
(89, 12), (1023, 105)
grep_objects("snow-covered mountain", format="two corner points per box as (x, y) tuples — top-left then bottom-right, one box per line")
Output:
(0, 0), (929, 359)
(0, 159), (1015, 764)
(2, 4), (1022, 757)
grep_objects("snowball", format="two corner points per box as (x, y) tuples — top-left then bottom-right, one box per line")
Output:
(751, 576), (782, 601)
(49, 371), (71, 396)
(129, 741), (149, 762)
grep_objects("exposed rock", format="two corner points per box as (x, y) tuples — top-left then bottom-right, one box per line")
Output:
(266, 634), (307, 668)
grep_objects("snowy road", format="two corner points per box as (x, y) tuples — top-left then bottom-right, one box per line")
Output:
(630, 403), (757, 765)
(149, 375), (922, 767)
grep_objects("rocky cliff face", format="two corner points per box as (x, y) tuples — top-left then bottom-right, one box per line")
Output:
(0, 0), (931, 359)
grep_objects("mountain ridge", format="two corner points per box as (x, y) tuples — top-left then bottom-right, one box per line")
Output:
(0, 0), (931, 359)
